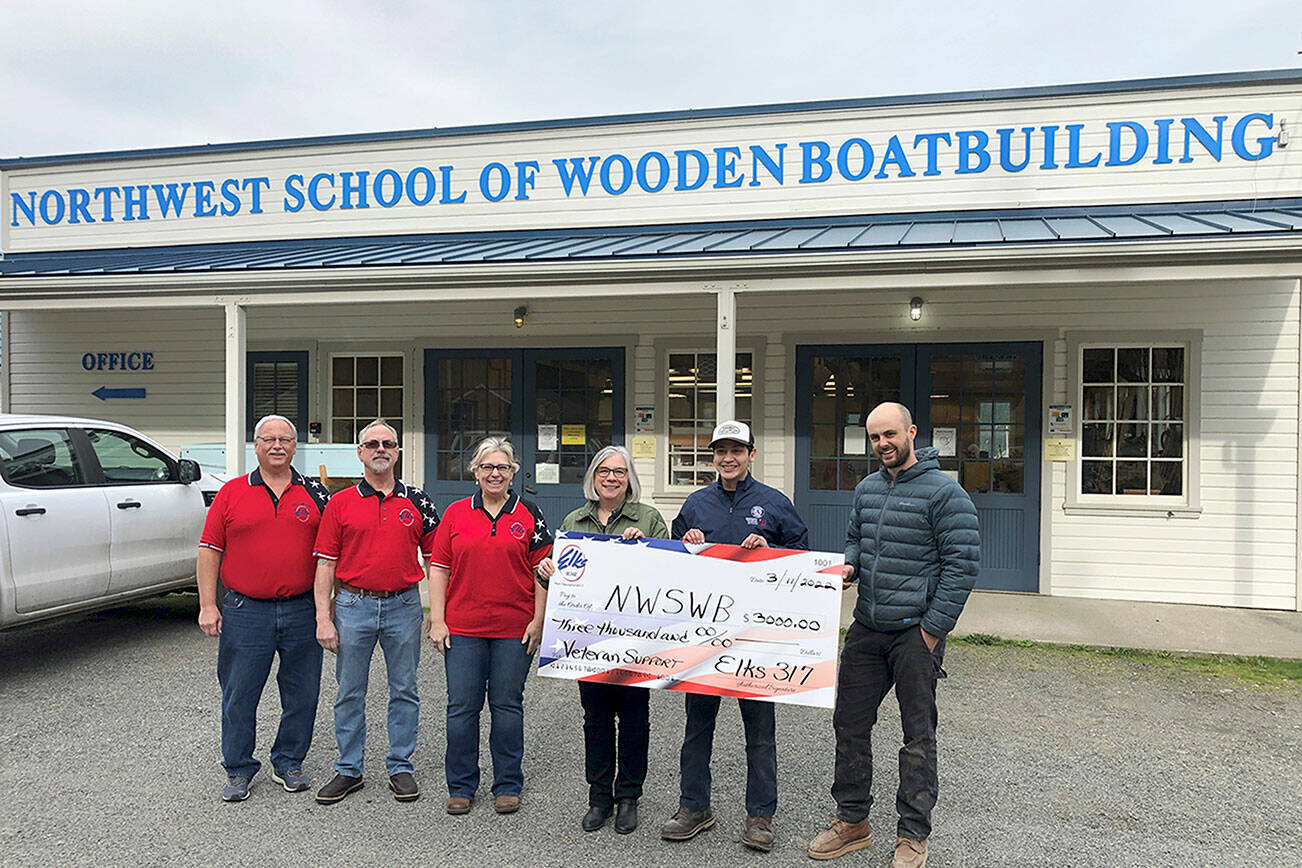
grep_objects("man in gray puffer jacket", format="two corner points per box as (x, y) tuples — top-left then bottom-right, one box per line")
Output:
(808, 402), (979, 868)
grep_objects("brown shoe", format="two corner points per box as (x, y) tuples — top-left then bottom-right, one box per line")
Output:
(446, 796), (471, 815)
(742, 816), (775, 852)
(808, 818), (872, 860)
(891, 836), (928, 868)
(660, 807), (715, 841)
(494, 795), (521, 814)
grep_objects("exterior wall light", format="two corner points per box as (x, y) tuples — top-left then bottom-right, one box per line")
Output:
(513, 305), (528, 328)
(909, 297), (924, 321)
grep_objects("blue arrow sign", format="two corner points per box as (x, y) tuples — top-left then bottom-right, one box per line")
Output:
(92, 386), (146, 400)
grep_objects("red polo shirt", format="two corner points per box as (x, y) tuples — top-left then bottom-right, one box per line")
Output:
(199, 467), (331, 598)
(313, 479), (440, 592)
(430, 490), (553, 638)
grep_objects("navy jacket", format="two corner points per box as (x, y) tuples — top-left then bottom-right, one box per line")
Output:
(672, 473), (809, 550)
(845, 446), (980, 637)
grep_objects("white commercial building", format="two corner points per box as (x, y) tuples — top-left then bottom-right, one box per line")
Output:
(3, 69), (1300, 611)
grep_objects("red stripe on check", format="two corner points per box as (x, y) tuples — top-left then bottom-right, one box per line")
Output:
(695, 544), (800, 563)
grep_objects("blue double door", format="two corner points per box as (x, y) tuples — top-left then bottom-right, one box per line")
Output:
(423, 348), (625, 528)
(795, 342), (1042, 592)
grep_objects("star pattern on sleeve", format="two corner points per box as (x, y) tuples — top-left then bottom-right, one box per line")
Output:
(304, 477), (332, 512)
(408, 485), (441, 534)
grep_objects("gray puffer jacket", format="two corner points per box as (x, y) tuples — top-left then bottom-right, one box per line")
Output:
(845, 446), (980, 637)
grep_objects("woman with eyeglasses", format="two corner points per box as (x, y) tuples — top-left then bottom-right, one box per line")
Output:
(559, 445), (668, 835)
(427, 437), (556, 816)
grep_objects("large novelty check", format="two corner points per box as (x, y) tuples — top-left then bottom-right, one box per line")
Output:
(538, 531), (845, 708)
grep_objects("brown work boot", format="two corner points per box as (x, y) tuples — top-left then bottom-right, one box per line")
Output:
(891, 836), (928, 868)
(807, 818), (872, 860)
(494, 795), (521, 814)
(660, 806), (715, 841)
(741, 815), (775, 852)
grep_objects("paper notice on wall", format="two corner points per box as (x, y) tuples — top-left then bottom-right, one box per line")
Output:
(1044, 438), (1075, 461)
(536, 462), (560, 484)
(538, 424), (558, 451)
(843, 425), (867, 455)
(631, 435), (656, 458)
(635, 407), (655, 433)
(932, 427), (957, 457)
(562, 424), (586, 445)
(1048, 405), (1073, 436)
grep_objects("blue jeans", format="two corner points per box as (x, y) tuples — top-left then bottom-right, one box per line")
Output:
(679, 694), (778, 817)
(332, 585), (423, 777)
(217, 591), (322, 780)
(444, 636), (534, 799)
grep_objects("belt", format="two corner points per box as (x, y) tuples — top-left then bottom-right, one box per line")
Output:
(339, 582), (412, 599)
(233, 589), (311, 603)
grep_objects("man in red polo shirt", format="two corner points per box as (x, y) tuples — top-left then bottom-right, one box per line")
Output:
(198, 414), (331, 803)
(313, 419), (439, 806)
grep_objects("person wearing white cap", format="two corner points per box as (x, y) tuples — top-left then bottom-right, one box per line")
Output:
(660, 420), (808, 853)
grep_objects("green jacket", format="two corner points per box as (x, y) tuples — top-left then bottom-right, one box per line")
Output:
(560, 499), (669, 539)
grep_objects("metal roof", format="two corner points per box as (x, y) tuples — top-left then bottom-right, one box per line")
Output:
(3, 69), (1301, 169)
(3, 199), (1301, 279)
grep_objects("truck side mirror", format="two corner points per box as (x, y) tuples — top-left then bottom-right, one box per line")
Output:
(178, 459), (203, 485)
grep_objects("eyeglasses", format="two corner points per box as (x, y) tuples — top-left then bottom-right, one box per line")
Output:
(361, 439), (399, 450)
(255, 436), (295, 445)
(477, 463), (512, 473)
(594, 467), (628, 478)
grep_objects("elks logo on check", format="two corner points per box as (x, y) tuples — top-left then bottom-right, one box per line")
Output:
(398, 507), (416, 527)
(557, 545), (588, 582)
(294, 504), (311, 523)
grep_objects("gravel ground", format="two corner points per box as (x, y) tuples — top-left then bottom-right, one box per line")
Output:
(0, 593), (1297, 867)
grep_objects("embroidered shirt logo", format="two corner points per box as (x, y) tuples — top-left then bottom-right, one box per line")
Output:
(294, 504), (311, 523)
(509, 521), (527, 540)
(398, 507), (416, 527)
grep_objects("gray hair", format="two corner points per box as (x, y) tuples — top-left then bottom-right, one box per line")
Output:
(357, 419), (398, 446)
(469, 436), (520, 474)
(254, 414), (297, 440)
(582, 445), (641, 503)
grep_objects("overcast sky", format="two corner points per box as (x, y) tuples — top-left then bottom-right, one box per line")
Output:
(1, 0), (1299, 158)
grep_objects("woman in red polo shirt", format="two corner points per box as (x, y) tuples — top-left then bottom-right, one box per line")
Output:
(427, 437), (555, 816)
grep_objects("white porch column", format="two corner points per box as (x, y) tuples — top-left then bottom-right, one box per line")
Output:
(715, 287), (736, 423)
(224, 301), (247, 475)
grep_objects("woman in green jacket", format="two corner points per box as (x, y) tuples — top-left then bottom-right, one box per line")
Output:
(560, 445), (668, 836)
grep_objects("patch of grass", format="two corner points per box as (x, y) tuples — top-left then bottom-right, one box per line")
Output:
(949, 633), (1302, 687)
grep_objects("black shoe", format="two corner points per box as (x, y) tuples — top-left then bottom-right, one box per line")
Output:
(389, 772), (420, 802)
(315, 773), (364, 804)
(614, 798), (638, 834)
(582, 804), (612, 832)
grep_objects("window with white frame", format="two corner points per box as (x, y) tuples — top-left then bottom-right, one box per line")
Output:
(1079, 345), (1186, 497)
(667, 351), (753, 487)
(331, 354), (404, 445)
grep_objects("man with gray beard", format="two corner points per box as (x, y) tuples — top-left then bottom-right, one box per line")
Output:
(312, 420), (439, 805)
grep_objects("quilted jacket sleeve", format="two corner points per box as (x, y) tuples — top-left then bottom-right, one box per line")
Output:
(920, 481), (981, 637)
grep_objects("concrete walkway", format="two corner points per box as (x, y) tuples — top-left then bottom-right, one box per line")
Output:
(841, 589), (1302, 659)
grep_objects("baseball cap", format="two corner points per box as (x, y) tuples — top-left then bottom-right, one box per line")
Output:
(708, 420), (754, 449)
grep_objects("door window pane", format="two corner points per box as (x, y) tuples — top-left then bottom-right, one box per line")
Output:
(84, 429), (177, 484)
(806, 354), (904, 490)
(931, 353), (1025, 494)
(535, 356), (616, 484)
(434, 356), (510, 481)
(0, 429), (87, 488)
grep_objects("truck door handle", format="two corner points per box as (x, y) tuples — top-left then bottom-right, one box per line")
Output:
(15, 507), (46, 516)
(524, 485), (537, 494)
(116, 500), (143, 510)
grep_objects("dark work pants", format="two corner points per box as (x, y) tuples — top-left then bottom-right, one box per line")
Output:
(578, 681), (650, 807)
(679, 693), (778, 818)
(831, 619), (945, 841)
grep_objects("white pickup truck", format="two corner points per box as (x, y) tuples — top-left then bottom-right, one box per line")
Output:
(0, 414), (223, 629)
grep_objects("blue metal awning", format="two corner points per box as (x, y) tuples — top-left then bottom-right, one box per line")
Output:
(3, 199), (1300, 278)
